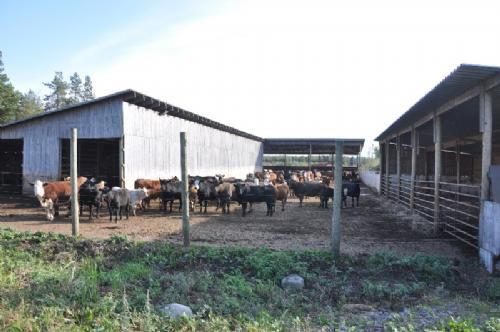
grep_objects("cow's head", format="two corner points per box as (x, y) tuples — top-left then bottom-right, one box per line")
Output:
(34, 180), (45, 198)
(142, 187), (149, 197)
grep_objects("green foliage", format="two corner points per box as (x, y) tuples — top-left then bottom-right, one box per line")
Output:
(83, 75), (94, 101)
(18, 89), (43, 119)
(43, 71), (70, 110)
(69, 72), (83, 104)
(361, 280), (426, 302)
(0, 51), (21, 124)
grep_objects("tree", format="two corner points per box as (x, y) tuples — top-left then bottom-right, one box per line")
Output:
(69, 72), (83, 104)
(83, 75), (94, 101)
(18, 90), (43, 119)
(44, 72), (70, 111)
(0, 51), (21, 124)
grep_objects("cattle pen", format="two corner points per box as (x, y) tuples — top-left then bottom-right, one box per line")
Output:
(376, 64), (500, 272)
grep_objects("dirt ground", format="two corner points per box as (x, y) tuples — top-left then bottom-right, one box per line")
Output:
(0, 186), (475, 258)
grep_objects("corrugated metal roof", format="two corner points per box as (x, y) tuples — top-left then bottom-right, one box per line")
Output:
(0, 89), (263, 142)
(263, 138), (364, 154)
(375, 64), (500, 141)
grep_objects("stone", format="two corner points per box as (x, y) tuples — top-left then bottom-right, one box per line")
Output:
(281, 274), (304, 289)
(343, 303), (375, 313)
(160, 303), (193, 317)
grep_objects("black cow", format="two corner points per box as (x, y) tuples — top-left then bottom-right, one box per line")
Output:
(195, 176), (218, 213)
(233, 183), (276, 216)
(289, 181), (326, 208)
(159, 178), (182, 213)
(106, 188), (130, 223)
(342, 182), (360, 207)
(319, 186), (333, 209)
(78, 178), (105, 220)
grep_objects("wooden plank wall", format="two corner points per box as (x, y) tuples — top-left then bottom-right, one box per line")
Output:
(0, 99), (123, 194)
(122, 102), (263, 188)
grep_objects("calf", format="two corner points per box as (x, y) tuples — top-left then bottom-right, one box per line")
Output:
(233, 183), (276, 217)
(319, 186), (333, 209)
(34, 176), (88, 221)
(274, 183), (289, 211)
(342, 182), (361, 207)
(134, 178), (161, 209)
(106, 188), (130, 222)
(129, 187), (149, 216)
(215, 181), (234, 214)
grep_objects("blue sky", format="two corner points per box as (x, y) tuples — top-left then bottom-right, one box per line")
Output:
(2, 0), (500, 150)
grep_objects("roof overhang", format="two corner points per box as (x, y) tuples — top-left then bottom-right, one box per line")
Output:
(375, 64), (500, 141)
(263, 138), (364, 154)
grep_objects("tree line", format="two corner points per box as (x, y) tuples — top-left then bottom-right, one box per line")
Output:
(0, 51), (95, 124)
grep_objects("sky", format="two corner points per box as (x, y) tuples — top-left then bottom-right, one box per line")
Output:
(2, 0), (500, 155)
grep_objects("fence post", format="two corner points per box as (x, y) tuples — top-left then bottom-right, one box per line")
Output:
(433, 115), (442, 234)
(396, 135), (401, 203)
(180, 132), (190, 248)
(70, 128), (79, 236)
(410, 126), (417, 213)
(331, 140), (343, 256)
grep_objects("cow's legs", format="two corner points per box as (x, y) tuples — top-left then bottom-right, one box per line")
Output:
(356, 196), (359, 207)
(125, 204), (129, 219)
(89, 205), (93, 220)
(241, 202), (247, 217)
(299, 196), (304, 208)
(178, 198), (182, 212)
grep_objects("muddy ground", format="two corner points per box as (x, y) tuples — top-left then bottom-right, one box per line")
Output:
(0, 186), (475, 258)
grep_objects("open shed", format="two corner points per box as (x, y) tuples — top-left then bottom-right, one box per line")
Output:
(376, 64), (500, 270)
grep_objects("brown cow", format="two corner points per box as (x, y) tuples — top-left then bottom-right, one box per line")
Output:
(274, 183), (289, 211)
(34, 176), (88, 221)
(134, 178), (161, 209)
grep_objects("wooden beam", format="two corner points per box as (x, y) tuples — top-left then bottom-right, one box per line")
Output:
(433, 115), (442, 234)
(396, 135), (401, 202)
(410, 126), (417, 213)
(331, 140), (343, 256)
(180, 132), (190, 248)
(385, 139), (390, 197)
(70, 128), (79, 236)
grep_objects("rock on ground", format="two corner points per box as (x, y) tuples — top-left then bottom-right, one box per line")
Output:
(281, 274), (304, 289)
(160, 303), (193, 317)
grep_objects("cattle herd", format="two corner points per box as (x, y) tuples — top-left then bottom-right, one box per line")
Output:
(33, 170), (360, 222)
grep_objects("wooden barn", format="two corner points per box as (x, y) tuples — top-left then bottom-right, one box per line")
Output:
(0, 90), (263, 195)
(376, 64), (500, 271)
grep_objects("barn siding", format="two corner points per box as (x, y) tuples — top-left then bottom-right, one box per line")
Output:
(0, 99), (123, 194)
(122, 102), (263, 188)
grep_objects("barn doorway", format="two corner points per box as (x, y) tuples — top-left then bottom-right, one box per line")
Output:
(60, 139), (120, 187)
(0, 139), (23, 194)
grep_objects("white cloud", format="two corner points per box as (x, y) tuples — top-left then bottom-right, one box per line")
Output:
(75, 0), (500, 155)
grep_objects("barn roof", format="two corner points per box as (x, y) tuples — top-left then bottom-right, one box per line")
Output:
(375, 64), (500, 141)
(263, 138), (364, 155)
(0, 89), (263, 142)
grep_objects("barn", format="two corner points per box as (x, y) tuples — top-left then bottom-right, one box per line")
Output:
(376, 64), (500, 271)
(0, 90), (263, 195)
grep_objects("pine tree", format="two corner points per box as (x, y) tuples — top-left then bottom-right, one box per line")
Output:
(0, 51), (21, 124)
(43, 72), (70, 111)
(83, 75), (95, 101)
(69, 72), (83, 104)
(18, 90), (43, 119)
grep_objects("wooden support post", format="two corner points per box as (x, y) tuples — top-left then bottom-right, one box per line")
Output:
(433, 116), (442, 234)
(70, 128), (79, 236)
(119, 136), (125, 188)
(385, 140), (390, 197)
(331, 141), (343, 256)
(410, 127), (417, 213)
(180, 132), (190, 248)
(479, 90), (492, 264)
(396, 135), (401, 203)
(379, 143), (384, 194)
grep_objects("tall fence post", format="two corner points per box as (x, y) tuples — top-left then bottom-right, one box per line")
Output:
(396, 135), (401, 203)
(331, 140), (343, 256)
(70, 128), (79, 236)
(433, 115), (442, 234)
(180, 132), (190, 248)
(410, 126), (417, 213)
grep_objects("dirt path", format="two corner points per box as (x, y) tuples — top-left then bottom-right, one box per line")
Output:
(0, 186), (473, 258)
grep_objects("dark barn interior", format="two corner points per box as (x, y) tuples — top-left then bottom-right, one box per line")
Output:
(60, 139), (120, 187)
(0, 139), (23, 194)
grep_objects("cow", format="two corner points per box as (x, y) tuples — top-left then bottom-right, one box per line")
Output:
(34, 176), (88, 221)
(289, 180), (326, 208)
(233, 183), (276, 217)
(159, 177), (182, 213)
(342, 182), (361, 207)
(274, 183), (289, 211)
(319, 186), (333, 209)
(196, 177), (217, 213)
(215, 181), (234, 214)
(106, 188), (130, 222)
(134, 179), (161, 209)
(128, 187), (149, 216)
(78, 178), (106, 220)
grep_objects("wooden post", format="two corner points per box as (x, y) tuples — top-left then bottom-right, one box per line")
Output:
(119, 136), (125, 188)
(379, 143), (384, 194)
(331, 141), (343, 256)
(180, 132), (190, 248)
(385, 140), (390, 197)
(480, 91), (492, 203)
(70, 128), (79, 236)
(410, 127), (417, 213)
(396, 135), (401, 203)
(433, 115), (442, 234)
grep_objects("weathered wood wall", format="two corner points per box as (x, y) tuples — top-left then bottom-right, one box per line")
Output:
(0, 99), (123, 194)
(122, 102), (263, 188)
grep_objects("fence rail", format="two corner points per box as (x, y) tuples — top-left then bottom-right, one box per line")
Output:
(379, 174), (480, 248)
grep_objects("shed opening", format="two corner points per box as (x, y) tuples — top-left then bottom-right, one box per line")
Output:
(0, 139), (23, 194)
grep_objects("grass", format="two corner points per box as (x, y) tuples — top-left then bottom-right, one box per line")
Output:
(0, 228), (498, 331)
